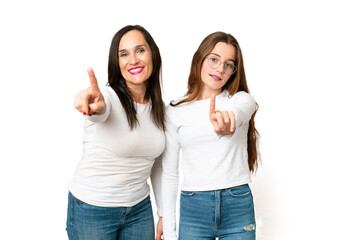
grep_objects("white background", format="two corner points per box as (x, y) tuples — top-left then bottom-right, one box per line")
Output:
(1, 0), (359, 239)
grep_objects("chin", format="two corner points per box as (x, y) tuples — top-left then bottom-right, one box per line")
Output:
(210, 84), (225, 90)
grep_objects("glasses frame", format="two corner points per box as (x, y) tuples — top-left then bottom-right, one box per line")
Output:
(206, 54), (237, 75)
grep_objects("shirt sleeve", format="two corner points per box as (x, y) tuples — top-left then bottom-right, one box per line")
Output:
(161, 106), (181, 240)
(150, 154), (163, 217)
(85, 87), (111, 123)
(228, 91), (257, 127)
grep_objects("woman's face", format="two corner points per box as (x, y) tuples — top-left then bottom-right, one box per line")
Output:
(118, 30), (153, 89)
(200, 42), (236, 96)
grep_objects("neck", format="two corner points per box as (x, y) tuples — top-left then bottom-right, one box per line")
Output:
(197, 87), (222, 100)
(127, 83), (148, 104)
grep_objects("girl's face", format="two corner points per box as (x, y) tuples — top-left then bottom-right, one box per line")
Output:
(118, 30), (153, 90)
(200, 42), (236, 97)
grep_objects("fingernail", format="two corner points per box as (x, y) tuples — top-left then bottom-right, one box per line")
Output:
(83, 112), (86, 115)
(88, 106), (91, 110)
(89, 114), (92, 116)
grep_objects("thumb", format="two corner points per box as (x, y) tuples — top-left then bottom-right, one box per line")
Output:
(87, 67), (100, 91)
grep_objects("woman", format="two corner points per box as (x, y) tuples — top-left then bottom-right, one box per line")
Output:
(162, 32), (260, 240)
(67, 25), (164, 240)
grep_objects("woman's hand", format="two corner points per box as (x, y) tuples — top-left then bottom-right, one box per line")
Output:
(156, 217), (163, 240)
(209, 94), (236, 135)
(74, 67), (105, 116)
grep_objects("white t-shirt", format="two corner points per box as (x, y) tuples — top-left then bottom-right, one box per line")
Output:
(68, 86), (165, 216)
(162, 90), (256, 239)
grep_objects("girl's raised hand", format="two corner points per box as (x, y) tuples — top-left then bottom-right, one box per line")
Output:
(209, 94), (236, 135)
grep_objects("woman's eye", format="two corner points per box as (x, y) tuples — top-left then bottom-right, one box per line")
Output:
(119, 52), (128, 57)
(137, 48), (145, 53)
(210, 57), (218, 62)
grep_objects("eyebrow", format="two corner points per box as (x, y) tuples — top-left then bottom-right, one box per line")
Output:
(209, 53), (236, 63)
(118, 44), (147, 52)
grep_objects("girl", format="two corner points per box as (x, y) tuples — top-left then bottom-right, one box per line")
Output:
(162, 31), (260, 240)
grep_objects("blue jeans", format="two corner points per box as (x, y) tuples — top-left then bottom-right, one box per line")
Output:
(179, 184), (256, 240)
(66, 192), (155, 240)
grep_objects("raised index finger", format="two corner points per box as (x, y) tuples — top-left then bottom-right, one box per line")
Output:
(209, 94), (216, 116)
(87, 67), (99, 90)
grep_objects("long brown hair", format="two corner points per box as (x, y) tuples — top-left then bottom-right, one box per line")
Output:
(172, 32), (260, 172)
(108, 25), (165, 131)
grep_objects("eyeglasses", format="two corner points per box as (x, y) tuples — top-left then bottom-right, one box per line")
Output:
(206, 55), (237, 75)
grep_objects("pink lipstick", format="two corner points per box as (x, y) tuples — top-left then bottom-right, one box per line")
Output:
(129, 67), (144, 75)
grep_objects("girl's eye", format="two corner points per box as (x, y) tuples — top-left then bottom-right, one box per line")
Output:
(210, 57), (218, 63)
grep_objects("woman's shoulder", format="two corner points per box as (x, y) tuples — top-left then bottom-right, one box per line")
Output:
(99, 85), (120, 103)
(100, 85), (115, 96)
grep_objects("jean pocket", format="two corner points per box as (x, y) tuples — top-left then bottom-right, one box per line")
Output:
(180, 190), (196, 197)
(228, 185), (252, 198)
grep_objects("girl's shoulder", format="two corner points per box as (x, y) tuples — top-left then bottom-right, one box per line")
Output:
(228, 90), (255, 103)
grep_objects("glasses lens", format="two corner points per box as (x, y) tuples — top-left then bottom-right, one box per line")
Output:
(224, 63), (237, 75)
(207, 55), (237, 74)
(207, 56), (220, 69)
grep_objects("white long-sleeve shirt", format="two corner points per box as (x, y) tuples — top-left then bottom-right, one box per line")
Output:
(162, 90), (256, 239)
(68, 86), (165, 216)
